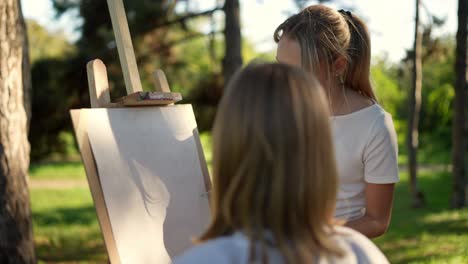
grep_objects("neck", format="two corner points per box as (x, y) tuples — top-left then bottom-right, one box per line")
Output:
(326, 81), (349, 115)
(327, 85), (375, 116)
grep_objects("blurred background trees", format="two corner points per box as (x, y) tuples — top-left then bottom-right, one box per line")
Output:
(26, 0), (466, 204)
(30, 0), (226, 160)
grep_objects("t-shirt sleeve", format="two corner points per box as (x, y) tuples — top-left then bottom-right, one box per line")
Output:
(363, 113), (399, 184)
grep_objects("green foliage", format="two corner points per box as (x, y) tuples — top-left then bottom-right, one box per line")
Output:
(181, 37), (275, 131)
(162, 35), (223, 95)
(29, 55), (87, 161)
(419, 38), (455, 148)
(26, 20), (76, 63)
(370, 35), (456, 166)
(371, 57), (404, 117)
(427, 83), (454, 125)
(199, 132), (213, 172)
(398, 36), (455, 163)
(26, 20), (81, 161)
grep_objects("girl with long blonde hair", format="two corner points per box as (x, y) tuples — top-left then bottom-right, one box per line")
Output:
(274, 5), (399, 238)
(173, 63), (388, 263)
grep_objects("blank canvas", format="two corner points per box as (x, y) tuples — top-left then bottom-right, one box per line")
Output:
(72, 105), (210, 264)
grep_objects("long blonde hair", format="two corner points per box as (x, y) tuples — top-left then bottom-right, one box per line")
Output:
(274, 5), (376, 100)
(199, 63), (344, 263)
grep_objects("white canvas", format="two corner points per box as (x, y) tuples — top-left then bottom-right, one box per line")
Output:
(84, 105), (210, 264)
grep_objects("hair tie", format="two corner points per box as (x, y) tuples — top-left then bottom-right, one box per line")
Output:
(338, 9), (352, 18)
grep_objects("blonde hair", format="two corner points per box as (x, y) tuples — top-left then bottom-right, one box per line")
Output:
(199, 63), (344, 263)
(274, 5), (376, 100)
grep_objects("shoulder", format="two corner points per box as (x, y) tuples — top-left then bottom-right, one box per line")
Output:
(363, 104), (397, 145)
(367, 105), (395, 131)
(332, 226), (389, 264)
(173, 235), (245, 264)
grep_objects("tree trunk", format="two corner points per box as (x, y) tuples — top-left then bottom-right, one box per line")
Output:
(452, 0), (467, 208)
(0, 0), (36, 262)
(407, 0), (425, 208)
(222, 0), (242, 84)
(21, 3), (32, 128)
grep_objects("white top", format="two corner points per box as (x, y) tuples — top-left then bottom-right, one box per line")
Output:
(173, 226), (389, 264)
(331, 104), (399, 221)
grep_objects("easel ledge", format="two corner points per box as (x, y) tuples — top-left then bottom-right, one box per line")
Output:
(86, 59), (182, 108)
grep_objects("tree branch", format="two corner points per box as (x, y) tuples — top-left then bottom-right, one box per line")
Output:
(153, 6), (222, 29)
(138, 30), (222, 59)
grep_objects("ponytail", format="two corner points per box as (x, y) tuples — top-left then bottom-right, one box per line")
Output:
(340, 11), (376, 100)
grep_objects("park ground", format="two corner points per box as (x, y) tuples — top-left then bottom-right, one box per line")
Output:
(29, 134), (468, 263)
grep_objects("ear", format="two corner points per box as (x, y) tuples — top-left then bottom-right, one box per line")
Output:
(333, 56), (348, 75)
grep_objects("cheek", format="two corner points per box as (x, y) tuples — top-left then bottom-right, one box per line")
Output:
(276, 40), (301, 66)
(289, 49), (302, 67)
(277, 52), (301, 67)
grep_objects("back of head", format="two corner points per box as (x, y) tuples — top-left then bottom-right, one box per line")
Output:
(274, 5), (376, 100)
(200, 63), (343, 262)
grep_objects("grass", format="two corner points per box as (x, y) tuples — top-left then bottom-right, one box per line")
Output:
(374, 171), (468, 263)
(30, 167), (468, 263)
(199, 132), (213, 170)
(31, 188), (106, 263)
(29, 132), (468, 263)
(30, 161), (86, 180)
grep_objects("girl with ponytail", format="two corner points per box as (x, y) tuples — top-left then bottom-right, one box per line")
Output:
(274, 5), (399, 238)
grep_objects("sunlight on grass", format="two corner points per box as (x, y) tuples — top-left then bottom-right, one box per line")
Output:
(30, 188), (107, 263)
(374, 171), (468, 264)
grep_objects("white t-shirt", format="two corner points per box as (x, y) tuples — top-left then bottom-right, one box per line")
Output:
(331, 104), (399, 221)
(173, 226), (389, 264)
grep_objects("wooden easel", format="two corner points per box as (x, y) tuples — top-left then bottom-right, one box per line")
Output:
(86, 0), (181, 108)
(70, 0), (211, 263)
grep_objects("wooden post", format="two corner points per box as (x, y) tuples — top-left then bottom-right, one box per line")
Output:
(106, 0), (143, 94)
(87, 59), (111, 108)
(153, 70), (171, 93)
(105, 0), (182, 107)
